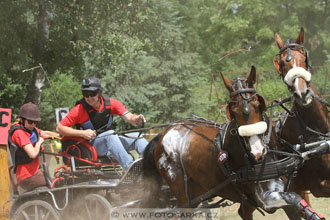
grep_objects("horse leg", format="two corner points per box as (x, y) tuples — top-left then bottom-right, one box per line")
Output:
(282, 206), (301, 220)
(254, 180), (324, 220)
(280, 192), (325, 220)
(319, 179), (330, 194)
(238, 202), (255, 220)
(320, 179), (330, 189)
(297, 191), (311, 206)
(309, 179), (330, 197)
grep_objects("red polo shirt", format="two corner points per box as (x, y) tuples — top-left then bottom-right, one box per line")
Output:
(60, 96), (128, 127)
(11, 127), (41, 183)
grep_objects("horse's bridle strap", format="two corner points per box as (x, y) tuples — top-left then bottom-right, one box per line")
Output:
(230, 88), (256, 97)
(279, 43), (305, 54)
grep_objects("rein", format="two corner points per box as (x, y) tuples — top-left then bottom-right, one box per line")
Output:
(292, 101), (330, 138)
(273, 95), (330, 140)
(311, 91), (330, 108)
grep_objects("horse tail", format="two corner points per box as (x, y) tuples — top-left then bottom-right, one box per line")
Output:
(143, 133), (161, 179)
(142, 133), (163, 207)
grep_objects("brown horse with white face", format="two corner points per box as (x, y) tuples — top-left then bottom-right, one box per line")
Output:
(142, 66), (324, 220)
(273, 28), (330, 201)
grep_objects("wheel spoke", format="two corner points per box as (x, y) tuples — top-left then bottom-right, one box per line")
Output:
(34, 205), (39, 220)
(22, 210), (31, 220)
(13, 200), (60, 220)
(82, 194), (112, 220)
(43, 210), (51, 220)
(84, 200), (93, 220)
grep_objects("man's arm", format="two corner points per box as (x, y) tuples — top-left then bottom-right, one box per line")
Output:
(121, 112), (146, 126)
(56, 123), (96, 140)
(40, 130), (60, 138)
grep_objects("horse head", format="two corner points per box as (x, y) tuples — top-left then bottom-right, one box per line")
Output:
(221, 66), (268, 162)
(273, 27), (313, 106)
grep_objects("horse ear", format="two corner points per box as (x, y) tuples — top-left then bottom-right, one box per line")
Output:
(247, 66), (256, 87)
(220, 72), (233, 92)
(273, 58), (281, 74)
(275, 32), (285, 49)
(295, 27), (304, 45)
(257, 95), (267, 112)
(226, 104), (233, 120)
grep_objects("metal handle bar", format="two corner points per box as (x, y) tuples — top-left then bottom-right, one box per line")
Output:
(293, 139), (330, 152)
(300, 140), (330, 160)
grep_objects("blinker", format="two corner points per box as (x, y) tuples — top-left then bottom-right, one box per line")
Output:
(286, 47), (292, 62)
(285, 39), (292, 62)
(236, 78), (251, 116)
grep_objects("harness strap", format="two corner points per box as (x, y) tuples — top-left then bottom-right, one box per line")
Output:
(311, 91), (330, 108)
(264, 104), (274, 146)
(274, 97), (294, 116)
(181, 173), (237, 208)
(293, 102), (330, 138)
(235, 156), (303, 182)
(230, 88), (256, 97)
(179, 125), (193, 207)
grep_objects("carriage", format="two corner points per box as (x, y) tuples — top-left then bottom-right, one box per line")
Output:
(9, 134), (177, 220)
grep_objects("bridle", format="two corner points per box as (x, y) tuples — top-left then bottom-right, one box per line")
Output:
(277, 40), (311, 73)
(228, 78), (271, 160)
(275, 41), (330, 140)
(229, 78), (257, 116)
(276, 40), (314, 101)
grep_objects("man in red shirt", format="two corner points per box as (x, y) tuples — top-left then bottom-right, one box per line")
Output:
(9, 102), (59, 192)
(56, 77), (148, 170)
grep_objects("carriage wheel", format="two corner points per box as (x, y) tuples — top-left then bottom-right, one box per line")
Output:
(12, 200), (61, 220)
(75, 194), (112, 220)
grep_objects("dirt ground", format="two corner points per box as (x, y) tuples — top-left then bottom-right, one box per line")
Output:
(213, 196), (330, 220)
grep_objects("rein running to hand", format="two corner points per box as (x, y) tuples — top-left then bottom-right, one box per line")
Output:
(267, 98), (330, 156)
(271, 96), (330, 139)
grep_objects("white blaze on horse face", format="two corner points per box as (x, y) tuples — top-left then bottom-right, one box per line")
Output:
(238, 122), (267, 160)
(255, 178), (288, 211)
(249, 135), (264, 160)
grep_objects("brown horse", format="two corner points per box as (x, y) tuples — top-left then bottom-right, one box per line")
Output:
(143, 66), (323, 220)
(273, 28), (330, 202)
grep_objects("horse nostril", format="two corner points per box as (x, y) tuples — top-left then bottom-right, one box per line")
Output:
(294, 88), (312, 105)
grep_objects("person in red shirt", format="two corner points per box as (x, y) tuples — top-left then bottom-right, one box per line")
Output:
(56, 77), (148, 170)
(8, 102), (59, 192)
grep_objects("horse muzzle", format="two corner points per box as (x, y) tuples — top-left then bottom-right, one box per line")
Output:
(293, 87), (313, 106)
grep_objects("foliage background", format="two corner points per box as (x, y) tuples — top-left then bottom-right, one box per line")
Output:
(0, 0), (329, 130)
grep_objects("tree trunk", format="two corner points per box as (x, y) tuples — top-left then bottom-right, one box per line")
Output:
(25, 0), (53, 105)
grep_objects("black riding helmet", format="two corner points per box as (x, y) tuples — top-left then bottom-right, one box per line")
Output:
(81, 77), (102, 92)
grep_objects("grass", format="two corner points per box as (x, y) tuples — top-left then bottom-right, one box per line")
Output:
(212, 195), (330, 220)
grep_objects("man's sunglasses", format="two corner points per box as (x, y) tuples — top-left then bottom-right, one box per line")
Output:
(26, 119), (38, 125)
(83, 91), (98, 98)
